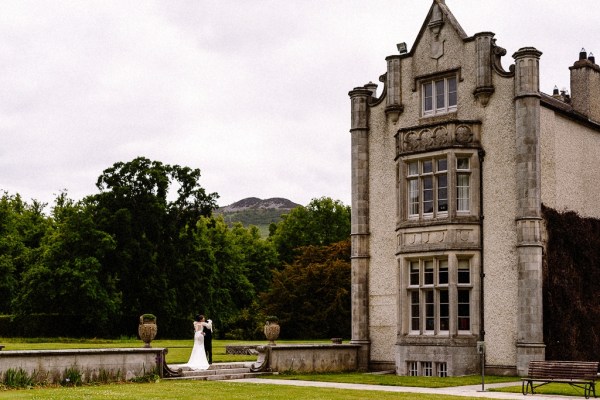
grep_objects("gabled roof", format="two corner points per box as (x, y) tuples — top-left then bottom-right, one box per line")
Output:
(408, 0), (469, 55)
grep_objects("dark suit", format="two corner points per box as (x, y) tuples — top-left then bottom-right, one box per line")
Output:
(203, 324), (213, 364)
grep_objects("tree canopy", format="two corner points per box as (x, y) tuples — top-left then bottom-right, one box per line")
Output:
(269, 197), (350, 264)
(0, 162), (352, 340)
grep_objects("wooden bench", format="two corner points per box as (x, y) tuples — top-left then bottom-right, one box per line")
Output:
(522, 360), (599, 398)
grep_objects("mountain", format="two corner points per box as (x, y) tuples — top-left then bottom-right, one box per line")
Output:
(214, 197), (302, 236)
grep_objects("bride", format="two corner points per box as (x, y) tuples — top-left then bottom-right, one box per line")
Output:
(184, 314), (210, 370)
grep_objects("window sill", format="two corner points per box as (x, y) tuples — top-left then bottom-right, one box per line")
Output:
(419, 111), (458, 125)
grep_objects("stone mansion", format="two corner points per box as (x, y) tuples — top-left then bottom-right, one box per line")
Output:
(348, 0), (600, 376)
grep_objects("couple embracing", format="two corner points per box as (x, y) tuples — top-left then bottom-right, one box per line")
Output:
(184, 314), (213, 370)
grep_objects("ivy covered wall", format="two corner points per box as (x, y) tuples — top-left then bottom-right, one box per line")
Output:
(542, 205), (600, 361)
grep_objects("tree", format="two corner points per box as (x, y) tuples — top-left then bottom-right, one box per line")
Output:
(176, 216), (257, 336)
(269, 197), (350, 264)
(12, 193), (120, 328)
(261, 239), (351, 339)
(0, 192), (49, 313)
(90, 157), (218, 322)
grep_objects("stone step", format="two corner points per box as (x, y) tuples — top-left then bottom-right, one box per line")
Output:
(164, 362), (268, 381)
(170, 372), (268, 381)
(181, 367), (251, 377)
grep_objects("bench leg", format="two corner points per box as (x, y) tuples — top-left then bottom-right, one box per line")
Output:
(522, 380), (533, 395)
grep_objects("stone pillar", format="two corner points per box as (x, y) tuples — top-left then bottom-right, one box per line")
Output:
(385, 55), (403, 122)
(512, 47), (545, 375)
(473, 32), (495, 106)
(348, 86), (371, 370)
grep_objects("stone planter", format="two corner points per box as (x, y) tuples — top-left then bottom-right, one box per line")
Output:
(138, 315), (157, 348)
(264, 321), (280, 345)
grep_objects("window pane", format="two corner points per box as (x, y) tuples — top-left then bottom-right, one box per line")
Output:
(424, 261), (434, 285)
(458, 289), (470, 330)
(411, 291), (420, 331)
(435, 80), (445, 109)
(457, 157), (470, 170)
(424, 83), (433, 112)
(425, 290), (434, 331)
(437, 173), (448, 212)
(448, 77), (457, 107)
(408, 161), (418, 176)
(409, 179), (419, 215)
(423, 176), (433, 213)
(410, 261), (420, 286)
(457, 173), (470, 212)
(437, 158), (447, 171)
(458, 260), (470, 284)
(439, 289), (449, 331)
(423, 160), (432, 174)
(438, 260), (448, 284)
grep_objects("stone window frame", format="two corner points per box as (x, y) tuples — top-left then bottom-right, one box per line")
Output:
(421, 74), (458, 117)
(400, 252), (480, 338)
(399, 149), (479, 224)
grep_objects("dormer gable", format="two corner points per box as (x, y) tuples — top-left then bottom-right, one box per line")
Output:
(408, 0), (468, 59)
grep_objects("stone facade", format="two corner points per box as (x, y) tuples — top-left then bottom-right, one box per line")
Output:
(349, 0), (600, 376)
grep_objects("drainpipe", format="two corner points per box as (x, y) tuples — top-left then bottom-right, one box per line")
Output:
(478, 148), (486, 343)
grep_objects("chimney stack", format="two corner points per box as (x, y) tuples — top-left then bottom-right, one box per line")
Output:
(570, 48), (600, 122)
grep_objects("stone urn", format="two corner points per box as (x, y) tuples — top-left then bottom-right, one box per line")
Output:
(264, 316), (280, 345)
(138, 314), (157, 348)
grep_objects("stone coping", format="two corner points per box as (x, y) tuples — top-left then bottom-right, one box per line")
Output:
(268, 344), (359, 349)
(0, 347), (165, 357)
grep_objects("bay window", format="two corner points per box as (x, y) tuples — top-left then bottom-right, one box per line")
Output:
(405, 153), (473, 220)
(406, 257), (473, 335)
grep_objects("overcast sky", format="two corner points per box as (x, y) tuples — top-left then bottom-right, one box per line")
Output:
(1, 1), (598, 208)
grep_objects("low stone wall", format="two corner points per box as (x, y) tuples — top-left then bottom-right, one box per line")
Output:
(0, 348), (165, 383)
(262, 344), (359, 372)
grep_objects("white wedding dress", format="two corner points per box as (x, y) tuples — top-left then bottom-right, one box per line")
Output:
(184, 321), (209, 370)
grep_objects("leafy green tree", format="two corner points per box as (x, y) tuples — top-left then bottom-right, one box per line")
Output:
(261, 239), (351, 339)
(12, 193), (120, 327)
(269, 197), (350, 264)
(230, 223), (278, 294)
(177, 216), (256, 336)
(0, 193), (49, 313)
(90, 157), (218, 322)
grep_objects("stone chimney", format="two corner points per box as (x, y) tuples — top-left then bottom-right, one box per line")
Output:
(570, 48), (600, 122)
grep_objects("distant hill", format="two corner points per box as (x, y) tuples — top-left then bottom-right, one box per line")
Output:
(214, 197), (302, 236)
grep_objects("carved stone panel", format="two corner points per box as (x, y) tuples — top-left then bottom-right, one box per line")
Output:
(397, 224), (480, 254)
(395, 120), (481, 157)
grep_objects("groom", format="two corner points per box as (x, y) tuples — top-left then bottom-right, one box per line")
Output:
(203, 316), (213, 364)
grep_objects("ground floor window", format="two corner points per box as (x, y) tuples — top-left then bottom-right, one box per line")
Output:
(437, 362), (448, 377)
(404, 254), (475, 335)
(408, 361), (418, 376)
(406, 361), (449, 377)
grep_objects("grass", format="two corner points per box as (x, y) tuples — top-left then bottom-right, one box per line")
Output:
(5, 338), (583, 398)
(492, 381), (596, 397)
(0, 379), (493, 399)
(263, 371), (519, 388)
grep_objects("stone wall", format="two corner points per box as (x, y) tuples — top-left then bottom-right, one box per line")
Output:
(0, 348), (164, 383)
(266, 344), (359, 372)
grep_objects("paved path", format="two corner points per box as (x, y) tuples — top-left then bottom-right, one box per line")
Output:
(232, 378), (578, 399)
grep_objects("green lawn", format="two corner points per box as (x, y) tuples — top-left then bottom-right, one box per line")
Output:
(6, 338), (584, 398)
(263, 372), (519, 388)
(0, 380), (491, 400)
(492, 381), (596, 397)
